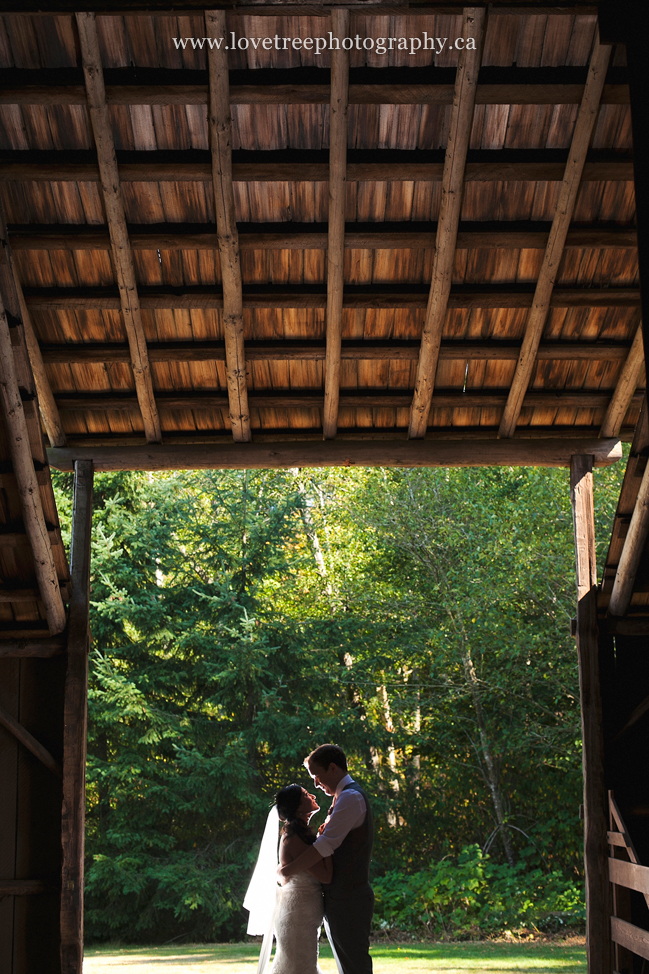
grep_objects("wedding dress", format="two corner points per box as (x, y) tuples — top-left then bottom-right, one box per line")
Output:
(270, 871), (325, 974)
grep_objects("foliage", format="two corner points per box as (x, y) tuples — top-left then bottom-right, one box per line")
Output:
(373, 844), (585, 938)
(50, 458), (624, 943)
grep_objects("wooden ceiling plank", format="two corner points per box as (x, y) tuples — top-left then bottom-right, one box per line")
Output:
(205, 8), (249, 443)
(408, 6), (486, 439)
(498, 36), (612, 439)
(323, 7), (350, 440)
(600, 323), (645, 438)
(0, 293), (66, 634)
(76, 12), (161, 444)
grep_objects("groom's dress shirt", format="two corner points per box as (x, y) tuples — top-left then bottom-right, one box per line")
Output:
(313, 774), (366, 857)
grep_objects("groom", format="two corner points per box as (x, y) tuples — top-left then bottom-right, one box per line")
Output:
(277, 743), (374, 974)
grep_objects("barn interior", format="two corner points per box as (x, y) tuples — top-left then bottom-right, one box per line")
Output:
(0, 2), (647, 972)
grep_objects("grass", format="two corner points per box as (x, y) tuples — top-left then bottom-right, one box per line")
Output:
(85, 938), (586, 974)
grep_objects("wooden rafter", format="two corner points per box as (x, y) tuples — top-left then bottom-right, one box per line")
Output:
(408, 7), (485, 439)
(0, 156), (632, 185)
(37, 339), (636, 366)
(15, 275), (66, 449)
(51, 389), (644, 414)
(0, 80), (630, 108)
(76, 12), (161, 444)
(0, 293), (66, 634)
(22, 285), (642, 313)
(8, 225), (638, 253)
(600, 323), (645, 438)
(608, 459), (649, 617)
(47, 438), (622, 474)
(499, 36), (612, 438)
(205, 9), (250, 443)
(0, 207), (65, 448)
(323, 7), (350, 440)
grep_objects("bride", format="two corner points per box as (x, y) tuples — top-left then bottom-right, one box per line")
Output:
(244, 784), (333, 974)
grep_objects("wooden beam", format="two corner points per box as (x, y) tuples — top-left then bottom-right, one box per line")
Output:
(0, 157), (633, 184)
(0, 204), (66, 448)
(76, 12), (161, 444)
(15, 274), (66, 448)
(0, 636), (65, 657)
(499, 38), (612, 438)
(0, 2), (604, 14)
(8, 225), (638, 253)
(47, 437), (622, 473)
(52, 389), (644, 413)
(323, 7), (349, 439)
(611, 917), (649, 963)
(600, 323), (645, 438)
(23, 286), (642, 312)
(609, 859), (649, 896)
(408, 7), (485, 438)
(60, 460), (94, 974)
(0, 879), (48, 895)
(0, 83), (630, 108)
(570, 454), (611, 974)
(0, 701), (61, 777)
(205, 9), (249, 443)
(38, 339), (634, 366)
(0, 295), (66, 633)
(608, 457), (649, 617)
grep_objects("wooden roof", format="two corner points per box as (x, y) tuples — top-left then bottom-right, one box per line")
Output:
(0, 3), (641, 469)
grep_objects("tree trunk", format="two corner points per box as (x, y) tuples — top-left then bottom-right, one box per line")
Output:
(461, 645), (516, 867)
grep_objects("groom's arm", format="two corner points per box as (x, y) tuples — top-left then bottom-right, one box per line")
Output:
(278, 844), (323, 880)
(278, 791), (366, 881)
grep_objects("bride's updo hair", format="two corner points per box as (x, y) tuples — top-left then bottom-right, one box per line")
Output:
(276, 784), (317, 846)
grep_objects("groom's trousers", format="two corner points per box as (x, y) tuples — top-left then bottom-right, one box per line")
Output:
(324, 882), (374, 974)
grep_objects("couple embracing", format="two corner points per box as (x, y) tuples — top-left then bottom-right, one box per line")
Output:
(245, 744), (374, 974)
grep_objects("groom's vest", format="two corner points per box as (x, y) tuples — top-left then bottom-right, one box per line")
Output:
(330, 782), (374, 891)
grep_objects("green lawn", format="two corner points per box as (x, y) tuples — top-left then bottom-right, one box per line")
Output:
(85, 939), (586, 974)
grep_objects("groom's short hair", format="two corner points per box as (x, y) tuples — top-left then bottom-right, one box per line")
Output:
(306, 744), (347, 772)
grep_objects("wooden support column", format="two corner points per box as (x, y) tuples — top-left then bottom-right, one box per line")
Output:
(205, 9), (250, 443)
(499, 37), (612, 438)
(608, 458), (649, 617)
(60, 460), (94, 974)
(76, 13), (160, 444)
(570, 454), (611, 974)
(408, 7), (485, 439)
(600, 322), (645, 438)
(322, 7), (349, 440)
(0, 293), (66, 634)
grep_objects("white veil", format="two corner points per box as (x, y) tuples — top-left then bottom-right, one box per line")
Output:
(243, 805), (280, 974)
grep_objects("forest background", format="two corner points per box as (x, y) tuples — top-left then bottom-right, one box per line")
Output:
(51, 460), (624, 944)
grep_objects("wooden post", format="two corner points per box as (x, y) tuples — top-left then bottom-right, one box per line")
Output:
(570, 454), (612, 974)
(60, 460), (94, 974)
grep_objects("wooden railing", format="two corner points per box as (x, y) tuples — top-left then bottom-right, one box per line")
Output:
(608, 792), (649, 971)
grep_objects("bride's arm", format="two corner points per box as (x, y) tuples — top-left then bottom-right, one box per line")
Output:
(307, 855), (333, 884)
